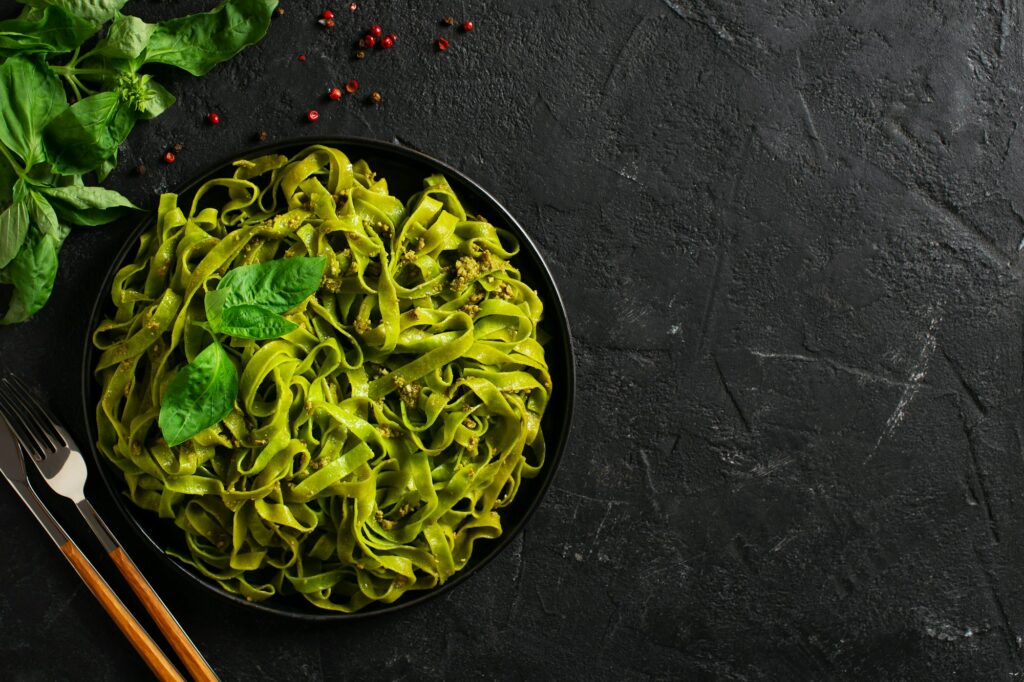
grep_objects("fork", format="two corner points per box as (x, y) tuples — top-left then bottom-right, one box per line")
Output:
(0, 374), (218, 682)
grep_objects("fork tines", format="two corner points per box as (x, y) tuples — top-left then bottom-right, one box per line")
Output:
(0, 373), (66, 460)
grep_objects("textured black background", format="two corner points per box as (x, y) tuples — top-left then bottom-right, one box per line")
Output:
(1, 0), (1023, 679)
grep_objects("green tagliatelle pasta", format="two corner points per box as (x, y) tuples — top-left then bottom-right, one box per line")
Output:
(93, 145), (551, 612)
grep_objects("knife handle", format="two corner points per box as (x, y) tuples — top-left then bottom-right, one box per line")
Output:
(59, 540), (185, 682)
(109, 546), (219, 682)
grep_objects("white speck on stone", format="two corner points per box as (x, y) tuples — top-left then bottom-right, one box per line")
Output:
(573, 552), (584, 562)
(668, 324), (681, 335)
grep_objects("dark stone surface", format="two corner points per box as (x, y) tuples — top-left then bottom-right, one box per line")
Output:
(1, 0), (1023, 679)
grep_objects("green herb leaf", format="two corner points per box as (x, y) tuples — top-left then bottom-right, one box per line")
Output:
(0, 226), (64, 324)
(137, 76), (175, 120)
(95, 13), (153, 58)
(41, 184), (137, 226)
(0, 5), (96, 53)
(41, 0), (131, 26)
(142, 0), (276, 76)
(158, 341), (238, 447)
(216, 304), (299, 340)
(28, 190), (59, 238)
(0, 55), (67, 166)
(208, 256), (326, 319)
(41, 91), (136, 174)
(0, 199), (29, 268)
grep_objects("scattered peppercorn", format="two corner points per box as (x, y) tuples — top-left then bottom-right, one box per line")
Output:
(443, 16), (455, 26)
(380, 33), (395, 49)
(329, 86), (342, 100)
(297, 54), (306, 61)
(325, 18), (335, 27)
(370, 24), (382, 37)
(172, 142), (184, 153)
(361, 34), (375, 48)
(462, 20), (474, 32)
(162, 151), (176, 164)
(322, 9), (334, 19)
(369, 90), (382, 104)
(437, 37), (449, 51)
(345, 79), (359, 94)
(135, 163), (147, 176)
(207, 112), (220, 125)
(355, 49), (366, 59)
(307, 109), (320, 122)
(349, 2), (357, 11)
(257, 129), (268, 142)
(274, 6), (284, 16)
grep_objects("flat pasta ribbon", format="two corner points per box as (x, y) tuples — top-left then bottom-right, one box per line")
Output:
(94, 145), (551, 612)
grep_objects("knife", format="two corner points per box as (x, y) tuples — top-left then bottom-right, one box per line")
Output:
(0, 417), (185, 682)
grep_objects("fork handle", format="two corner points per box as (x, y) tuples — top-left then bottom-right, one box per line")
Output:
(109, 547), (219, 682)
(60, 540), (185, 682)
(76, 500), (219, 682)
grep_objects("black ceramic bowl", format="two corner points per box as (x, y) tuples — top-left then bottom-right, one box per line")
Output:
(80, 137), (575, 620)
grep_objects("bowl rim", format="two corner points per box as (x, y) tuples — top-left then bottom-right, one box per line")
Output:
(80, 136), (576, 621)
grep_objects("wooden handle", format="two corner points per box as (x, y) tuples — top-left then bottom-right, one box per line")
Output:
(59, 541), (184, 682)
(110, 547), (218, 682)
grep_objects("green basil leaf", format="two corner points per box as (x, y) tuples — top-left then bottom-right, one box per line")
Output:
(0, 55), (67, 166)
(95, 13), (153, 58)
(44, 0), (130, 26)
(42, 91), (137, 175)
(0, 199), (29, 268)
(28, 190), (59, 238)
(0, 150), (17, 208)
(0, 5), (96, 53)
(138, 77), (175, 120)
(216, 304), (298, 340)
(0, 227), (63, 324)
(158, 341), (238, 446)
(209, 255), (326, 318)
(40, 184), (137, 226)
(142, 0), (276, 76)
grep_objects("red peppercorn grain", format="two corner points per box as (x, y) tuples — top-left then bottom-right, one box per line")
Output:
(462, 20), (474, 32)
(307, 110), (320, 122)
(349, 2), (357, 11)
(437, 37), (449, 51)
(370, 24), (382, 37)
(361, 34), (375, 48)
(163, 151), (176, 163)
(329, 87), (343, 100)
(207, 112), (221, 125)
(345, 79), (359, 94)
(380, 33), (395, 49)
(325, 18), (335, 27)
(322, 10), (334, 20)
(297, 54), (306, 62)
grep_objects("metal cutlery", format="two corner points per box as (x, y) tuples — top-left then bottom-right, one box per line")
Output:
(0, 412), (185, 681)
(0, 373), (217, 682)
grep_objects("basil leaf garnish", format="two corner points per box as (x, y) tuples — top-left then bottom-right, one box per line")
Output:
(158, 341), (238, 447)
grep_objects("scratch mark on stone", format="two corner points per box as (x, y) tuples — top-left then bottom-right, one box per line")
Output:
(867, 315), (941, 460)
(974, 545), (1021, 664)
(770, 531), (800, 554)
(587, 501), (618, 559)
(941, 348), (987, 417)
(713, 353), (752, 431)
(1000, 0), (1012, 58)
(964, 426), (1001, 544)
(639, 446), (662, 512)
(662, 0), (735, 43)
(749, 349), (914, 389)
(693, 241), (729, 364)
(602, 15), (649, 96)
(912, 186), (1009, 268)
(794, 52), (827, 162)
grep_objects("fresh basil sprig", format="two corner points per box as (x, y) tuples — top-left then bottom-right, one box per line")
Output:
(0, 0), (277, 324)
(158, 256), (326, 445)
